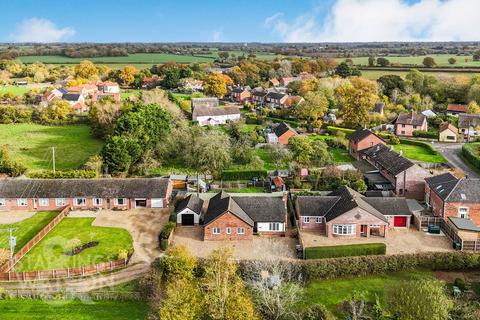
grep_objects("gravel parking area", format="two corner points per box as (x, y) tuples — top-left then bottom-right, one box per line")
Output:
(172, 226), (297, 260)
(0, 211), (36, 224)
(92, 209), (170, 264)
(300, 227), (453, 255)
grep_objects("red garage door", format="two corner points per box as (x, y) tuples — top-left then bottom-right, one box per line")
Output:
(393, 216), (407, 227)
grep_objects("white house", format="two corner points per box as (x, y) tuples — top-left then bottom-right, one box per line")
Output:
(175, 194), (204, 225)
(192, 105), (241, 126)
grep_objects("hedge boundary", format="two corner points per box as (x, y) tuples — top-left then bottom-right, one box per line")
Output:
(398, 138), (438, 155)
(304, 243), (386, 259)
(28, 170), (98, 179)
(462, 143), (480, 170)
(221, 169), (268, 181)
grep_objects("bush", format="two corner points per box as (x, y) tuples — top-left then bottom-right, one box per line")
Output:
(220, 169), (268, 181)
(413, 130), (438, 139)
(28, 170), (98, 179)
(454, 278), (466, 291)
(462, 143), (480, 170)
(304, 243), (386, 259)
(159, 222), (176, 250)
(390, 135), (400, 145)
(169, 211), (177, 223)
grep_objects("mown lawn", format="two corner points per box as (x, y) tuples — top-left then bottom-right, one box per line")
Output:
(0, 85), (31, 96)
(0, 211), (59, 252)
(15, 218), (133, 271)
(390, 143), (446, 163)
(308, 135), (353, 164)
(0, 299), (148, 320)
(0, 124), (104, 171)
(301, 271), (433, 316)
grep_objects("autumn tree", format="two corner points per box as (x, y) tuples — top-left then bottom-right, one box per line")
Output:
(294, 90), (328, 128)
(423, 56), (437, 68)
(467, 101), (480, 114)
(88, 99), (122, 138)
(38, 100), (74, 125)
(203, 73), (233, 98)
(335, 77), (378, 128)
(120, 65), (138, 86)
(74, 60), (98, 79)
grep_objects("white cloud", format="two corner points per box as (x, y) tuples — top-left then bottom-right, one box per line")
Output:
(264, 12), (284, 27)
(11, 18), (75, 43)
(267, 0), (480, 42)
(210, 29), (223, 42)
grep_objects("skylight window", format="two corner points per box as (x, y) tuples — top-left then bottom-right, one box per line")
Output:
(461, 193), (467, 200)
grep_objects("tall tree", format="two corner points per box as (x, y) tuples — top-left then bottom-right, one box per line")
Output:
(74, 60), (98, 79)
(294, 90), (328, 128)
(120, 65), (138, 86)
(203, 73), (233, 98)
(422, 56), (437, 68)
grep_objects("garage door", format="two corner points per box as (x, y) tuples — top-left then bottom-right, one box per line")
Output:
(393, 216), (407, 227)
(181, 214), (195, 226)
(151, 198), (163, 208)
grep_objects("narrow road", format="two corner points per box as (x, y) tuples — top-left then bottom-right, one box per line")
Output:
(433, 142), (480, 178)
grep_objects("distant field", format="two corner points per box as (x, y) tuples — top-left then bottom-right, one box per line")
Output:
(17, 51), (278, 68)
(336, 54), (480, 67)
(360, 69), (478, 80)
(0, 85), (32, 96)
(0, 124), (103, 171)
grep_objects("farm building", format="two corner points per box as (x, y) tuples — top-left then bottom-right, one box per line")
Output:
(192, 105), (241, 126)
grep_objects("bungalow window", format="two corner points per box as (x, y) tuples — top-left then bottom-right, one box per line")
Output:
(39, 198), (49, 206)
(458, 207), (469, 219)
(74, 198), (86, 206)
(237, 227), (245, 235)
(315, 217), (323, 224)
(93, 198), (103, 206)
(413, 125), (417, 129)
(269, 223), (280, 231)
(17, 198), (28, 207)
(0, 198), (5, 206)
(212, 227), (221, 235)
(226, 227), (231, 235)
(303, 217), (310, 224)
(332, 224), (356, 235)
(115, 198), (127, 206)
(56, 198), (66, 206)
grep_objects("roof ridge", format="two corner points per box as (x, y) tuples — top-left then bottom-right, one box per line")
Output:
(444, 179), (463, 202)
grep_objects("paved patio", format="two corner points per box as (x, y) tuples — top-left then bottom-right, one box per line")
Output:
(0, 211), (36, 224)
(172, 226), (297, 260)
(300, 227), (453, 255)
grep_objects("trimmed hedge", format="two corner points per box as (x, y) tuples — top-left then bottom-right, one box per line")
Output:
(159, 222), (175, 250)
(413, 130), (438, 139)
(221, 169), (268, 181)
(462, 143), (480, 170)
(304, 243), (386, 259)
(398, 138), (438, 155)
(28, 170), (98, 179)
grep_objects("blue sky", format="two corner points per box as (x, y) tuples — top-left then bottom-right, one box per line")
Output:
(1, 0), (478, 43)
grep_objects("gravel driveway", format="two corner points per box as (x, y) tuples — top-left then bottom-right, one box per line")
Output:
(433, 142), (479, 178)
(0, 211), (36, 224)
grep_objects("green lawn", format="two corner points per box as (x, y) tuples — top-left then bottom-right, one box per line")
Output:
(390, 143), (446, 163)
(211, 187), (265, 193)
(0, 85), (32, 96)
(15, 218), (133, 271)
(0, 124), (104, 171)
(308, 135), (354, 164)
(0, 299), (148, 320)
(0, 211), (59, 252)
(302, 271), (433, 316)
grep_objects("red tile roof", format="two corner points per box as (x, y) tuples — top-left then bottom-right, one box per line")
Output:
(447, 104), (467, 113)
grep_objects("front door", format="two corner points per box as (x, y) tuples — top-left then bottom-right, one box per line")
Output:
(106, 198), (110, 209)
(360, 225), (368, 237)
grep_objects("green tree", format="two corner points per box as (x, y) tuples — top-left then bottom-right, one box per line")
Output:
(448, 57), (457, 65)
(386, 279), (453, 320)
(294, 91), (329, 129)
(467, 101), (480, 114)
(38, 100), (74, 125)
(102, 135), (141, 173)
(377, 75), (405, 98)
(190, 130), (231, 177)
(335, 62), (352, 78)
(368, 56), (376, 67)
(422, 56), (437, 68)
(88, 99), (121, 138)
(376, 57), (390, 67)
(288, 136), (314, 165)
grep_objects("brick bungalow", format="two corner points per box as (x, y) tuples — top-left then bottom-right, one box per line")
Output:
(362, 143), (431, 199)
(295, 186), (412, 238)
(348, 128), (386, 160)
(395, 112), (428, 137)
(203, 191), (287, 241)
(438, 122), (459, 142)
(0, 178), (172, 211)
(266, 122), (298, 145)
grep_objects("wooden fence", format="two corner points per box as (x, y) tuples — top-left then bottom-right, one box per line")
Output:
(0, 206), (71, 272)
(0, 259), (127, 282)
(412, 212), (443, 230)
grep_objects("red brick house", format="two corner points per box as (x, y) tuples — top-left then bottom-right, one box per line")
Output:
(266, 122), (298, 145)
(251, 90), (268, 106)
(425, 173), (480, 225)
(295, 186), (412, 238)
(446, 104), (468, 116)
(0, 178), (172, 211)
(395, 112), (428, 137)
(203, 191), (287, 241)
(348, 129), (386, 160)
(362, 144), (431, 199)
(229, 86), (251, 103)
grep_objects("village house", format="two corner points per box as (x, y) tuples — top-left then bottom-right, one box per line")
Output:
(251, 89), (268, 107)
(183, 79), (204, 92)
(41, 88), (68, 105)
(458, 114), (480, 140)
(62, 93), (87, 113)
(348, 129), (386, 160)
(265, 92), (289, 108)
(362, 143), (431, 199)
(295, 186), (413, 238)
(268, 78), (280, 87)
(176, 194), (204, 225)
(192, 105), (241, 126)
(192, 97), (219, 109)
(266, 122), (298, 145)
(202, 191), (288, 240)
(446, 104), (468, 116)
(279, 77), (299, 87)
(395, 112), (428, 137)
(438, 122), (459, 142)
(0, 178), (173, 211)
(228, 86), (251, 103)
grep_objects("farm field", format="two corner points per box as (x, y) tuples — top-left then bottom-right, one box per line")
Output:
(336, 54), (480, 67)
(0, 211), (59, 252)
(360, 69), (479, 80)
(0, 124), (104, 171)
(302, 271), (433, 316)
(15, 218), (133, 271)
(391, 143), (446, 163)
(0, 85), (32, 96)
(0, 299), (148, 320)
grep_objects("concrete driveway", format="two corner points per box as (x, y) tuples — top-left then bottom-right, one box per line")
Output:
(433, 142), (479, 178)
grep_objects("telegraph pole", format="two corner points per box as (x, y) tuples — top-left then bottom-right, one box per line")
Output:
(52, 147), (56, 173)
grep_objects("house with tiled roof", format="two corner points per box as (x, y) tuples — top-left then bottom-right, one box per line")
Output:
(295, 186), (413, 238)
(348, 128), (386, 160)
(265, 92), (289, 108)
(192, 105), (241, 126)
(446, 104), (468, 116)
(175, 194), (204, 225)
(458, 114), (480, 139)
(251, 89), (268, 106)
(395, 112), (428, 137)
(439, 122), (459, 142)
(228, 85), (251, 103)
(203, 192), (287, 240)
(266, 122), (298, 145)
